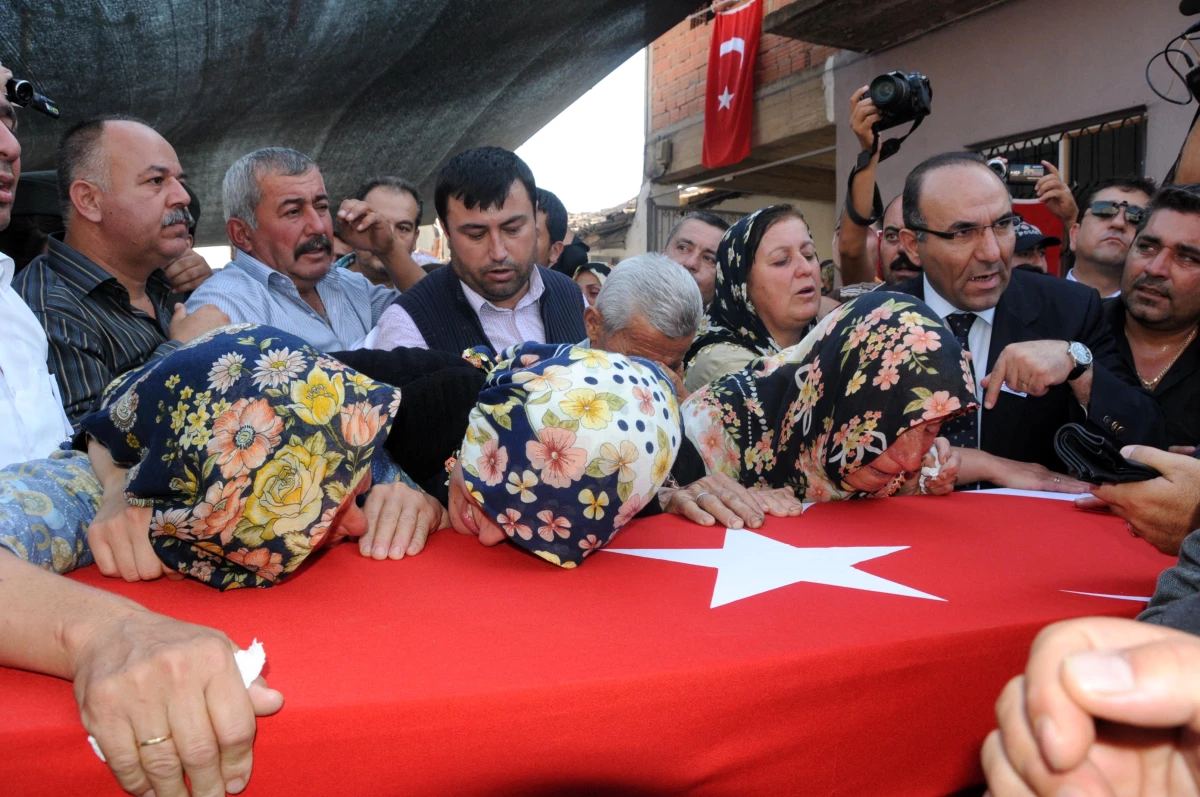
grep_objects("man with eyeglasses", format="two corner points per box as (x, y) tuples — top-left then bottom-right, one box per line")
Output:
(1066, 177), (1157, 298)
(892, 152), (1165, 489)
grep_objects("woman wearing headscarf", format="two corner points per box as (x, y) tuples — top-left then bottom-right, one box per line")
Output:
(683, 204), (824, 392)
(674, 291), (978, 506)
(572, 262), (611, 307)
(446, 342), (681, 567)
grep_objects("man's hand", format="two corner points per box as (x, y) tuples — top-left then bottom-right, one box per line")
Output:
(662, 472), (802, 529)
(1074, 445), (1200, 556)
(356, 482), (449, 560)
(164, 243), (214, 294)
(981, 340), (1076, 409)
(169, 303), (230, 344)
(981, 616), (1200, 796)
(1034, 161), (1079, 229)
(336, 199), (396, 257)
(88, 481), (160, 582)
(849, 86), (881, 153)
(73, 609), (284, 797)
(655, 360), (689, 402)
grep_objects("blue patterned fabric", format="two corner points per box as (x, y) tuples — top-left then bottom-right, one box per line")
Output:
(0, 449), (101, 573)
(459, 342), (681, 568)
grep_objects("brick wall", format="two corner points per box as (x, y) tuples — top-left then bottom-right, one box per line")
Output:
(650, 0), (837, 133)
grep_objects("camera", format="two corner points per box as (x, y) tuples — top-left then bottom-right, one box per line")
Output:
(4, 77), (59, 119)
(868, 71), (932, 132)
(986, 157), (1045, 184)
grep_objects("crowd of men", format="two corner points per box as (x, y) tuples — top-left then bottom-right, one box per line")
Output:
(5, 53), (1200, 795)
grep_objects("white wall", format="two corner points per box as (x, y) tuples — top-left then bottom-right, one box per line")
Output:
(833, 0), (1198, 209)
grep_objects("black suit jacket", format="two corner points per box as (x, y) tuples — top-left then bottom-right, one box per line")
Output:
(890, 270), (1166, 471)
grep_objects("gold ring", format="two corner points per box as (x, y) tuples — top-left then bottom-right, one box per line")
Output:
(138, 733), (173, 747)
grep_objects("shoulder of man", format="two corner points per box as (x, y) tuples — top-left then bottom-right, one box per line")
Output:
(888, 275), (923, 297)
(537, 265), (585, 302)
(12, 255), (80, 313)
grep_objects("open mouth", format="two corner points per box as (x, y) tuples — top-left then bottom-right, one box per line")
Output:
(969, 273), (999, 288)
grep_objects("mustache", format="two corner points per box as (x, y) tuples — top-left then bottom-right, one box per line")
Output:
(161, 207), (194, 228)
(1132, 273), (1172, 298)
(889, 252), (921, 272)
(294, 234), (332, 259)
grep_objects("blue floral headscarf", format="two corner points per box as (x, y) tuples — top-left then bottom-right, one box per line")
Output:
(458, 343), (681, 568)
(81, 324), (401, 590)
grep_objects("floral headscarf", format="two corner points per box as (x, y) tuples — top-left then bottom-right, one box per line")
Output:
(458, 342), (681, 568)
(681, 292), (977, 502)
(81, 324), (400, 590)
(684, 206), (811, 369)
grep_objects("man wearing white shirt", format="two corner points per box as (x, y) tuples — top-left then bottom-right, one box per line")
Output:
(0, 65), (72, 468)
(1065, 178), (1156, 299)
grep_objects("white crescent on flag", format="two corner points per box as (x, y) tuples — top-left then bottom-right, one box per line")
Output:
(718, 36), (745, 67)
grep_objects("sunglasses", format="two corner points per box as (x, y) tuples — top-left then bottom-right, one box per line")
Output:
(1087, 200), (1145, 225)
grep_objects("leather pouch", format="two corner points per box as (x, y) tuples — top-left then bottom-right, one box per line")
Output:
(1053, 422), (1160, 485)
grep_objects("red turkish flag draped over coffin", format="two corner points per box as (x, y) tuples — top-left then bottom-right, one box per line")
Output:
(702, 0), (762, 169)
(0, 493), (1173, 796)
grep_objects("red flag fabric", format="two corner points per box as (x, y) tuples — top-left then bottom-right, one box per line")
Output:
(702, 0), (762, 169)
(0, 493), (1173, 796)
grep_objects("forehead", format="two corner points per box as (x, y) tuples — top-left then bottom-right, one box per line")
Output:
(364, 186), (418, 223)
(675, 219), (724, 247)
(448, 179), (533, 224)
(1142, 208), (1200, 247)
(919, 164), (1009, 225)
(884, 197), (904, 227)
(1091, 186), (1151, 207)
(759, 215), (812, 248)
(575, 271), (601, 287)
(106, 121), (181, 173)
(627, 314), (691, 358)
(259, 169), (326, 201)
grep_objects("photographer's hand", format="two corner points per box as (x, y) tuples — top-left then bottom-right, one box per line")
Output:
(839, 87), (883, 284)
(1035, 161), (1079, 229)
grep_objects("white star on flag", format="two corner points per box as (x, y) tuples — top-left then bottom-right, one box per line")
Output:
(717, 86), (735, 111)
(604, 528), (944, 608)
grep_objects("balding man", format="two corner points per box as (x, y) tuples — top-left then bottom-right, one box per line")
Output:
(15, 116), (228, 426)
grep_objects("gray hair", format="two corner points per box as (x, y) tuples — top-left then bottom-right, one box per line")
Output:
(595, 253), (703, 339)
(222, 147), (317, 228)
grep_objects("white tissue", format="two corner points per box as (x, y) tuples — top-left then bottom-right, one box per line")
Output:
(918, 445), (941, 494)
(87, 639), (266, 763)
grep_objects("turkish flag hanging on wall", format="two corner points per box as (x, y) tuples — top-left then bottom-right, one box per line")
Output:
(702, 0), (762, 169)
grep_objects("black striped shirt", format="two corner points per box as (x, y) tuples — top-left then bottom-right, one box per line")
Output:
(13, 236), (180, 430)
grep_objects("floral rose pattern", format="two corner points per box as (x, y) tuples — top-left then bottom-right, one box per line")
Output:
(680, 292), (978, 503)
(458, 343), (681, 569)
(80, 325), (400, 590)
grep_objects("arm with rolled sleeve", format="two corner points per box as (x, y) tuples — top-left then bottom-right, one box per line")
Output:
(1075, 290), (1167, 448)
(370, 303), (429, 350)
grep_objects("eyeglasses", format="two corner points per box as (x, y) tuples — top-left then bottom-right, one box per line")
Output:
(909, 214), (1017, 245)
(1087, 200), (1145, 225)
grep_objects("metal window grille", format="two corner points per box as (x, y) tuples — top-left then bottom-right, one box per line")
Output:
(971, 109), (1147, 207)
(647, 199), (745, 252)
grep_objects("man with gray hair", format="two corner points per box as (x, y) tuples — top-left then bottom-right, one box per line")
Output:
(185, 147), (426, 350)
(582, 252), (703, 395)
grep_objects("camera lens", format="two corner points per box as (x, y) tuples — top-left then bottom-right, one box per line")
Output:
(5, 78), (33, 105)
(868, 74), (908, 109)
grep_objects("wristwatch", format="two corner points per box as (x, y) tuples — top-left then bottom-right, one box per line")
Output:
(1067, 341), (1093, 381)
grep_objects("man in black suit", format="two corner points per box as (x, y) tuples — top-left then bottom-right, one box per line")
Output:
(891, 152), (1165, 488)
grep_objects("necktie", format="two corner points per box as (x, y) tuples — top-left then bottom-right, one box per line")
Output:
(940, 312), (978, 449)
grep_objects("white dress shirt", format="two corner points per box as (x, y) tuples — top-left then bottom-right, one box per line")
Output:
(0, 251), (73, 468)
(368, 267), (548, 352)
(922, 276), (996, 444)
(1065, 268), (1121, 298)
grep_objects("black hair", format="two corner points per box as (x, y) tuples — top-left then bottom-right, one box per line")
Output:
(666, 211), (730, 247)
(56, 114), (149, 218)
(745, 204), (807, 265)
(1079, 176), (1159, 221)
(434, 146), (536, 225)
(902, 151), (993, 240)
(536, 187), (567, 245)
(355, 175), (423, 223)
(1136, 182), (1200, 234)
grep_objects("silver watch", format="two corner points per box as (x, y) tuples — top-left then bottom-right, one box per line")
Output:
(1067, 341), (1093, 381)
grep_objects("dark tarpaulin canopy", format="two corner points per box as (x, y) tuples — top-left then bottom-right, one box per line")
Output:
(1, 0), (694, 243)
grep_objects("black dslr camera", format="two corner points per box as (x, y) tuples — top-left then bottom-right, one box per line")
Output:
(868, 71), (932, 132)
(5, 77), (59, 118)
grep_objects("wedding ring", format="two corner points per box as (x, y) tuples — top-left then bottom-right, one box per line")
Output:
(138, 733), (173, 747)
(1053, 477), (1061, 484)
(692, 490), (712, 502)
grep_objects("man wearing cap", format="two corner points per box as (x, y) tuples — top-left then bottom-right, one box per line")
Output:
(1010, 219), (1061, 274)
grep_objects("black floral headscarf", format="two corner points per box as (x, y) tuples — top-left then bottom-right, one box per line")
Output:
(684, 205), (812, 369)
(681, 292), (977, 502)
